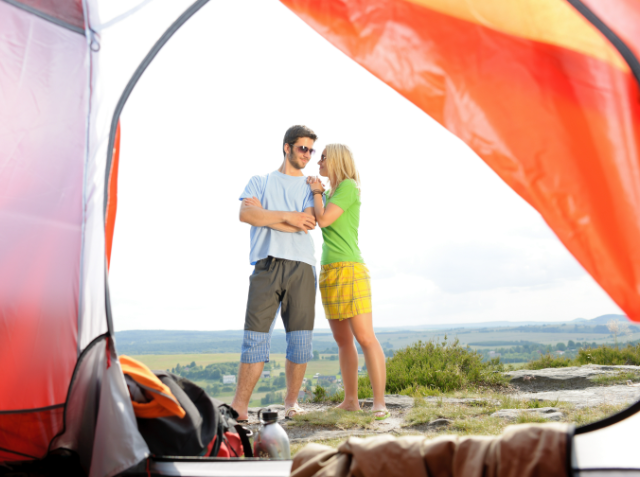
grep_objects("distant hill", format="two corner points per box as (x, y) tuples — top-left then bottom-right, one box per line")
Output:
(589, 314), (628, 324)
(380, 314), (629, 331)
(115, 329), (287, 354)
(114, 314), (634, 355)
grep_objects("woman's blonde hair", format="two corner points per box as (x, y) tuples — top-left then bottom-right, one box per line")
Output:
(324, 143), (361, 197)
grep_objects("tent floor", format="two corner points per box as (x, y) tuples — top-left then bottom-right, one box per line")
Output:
(124, 458), (293, 477)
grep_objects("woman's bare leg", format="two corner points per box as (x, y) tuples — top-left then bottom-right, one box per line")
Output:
(349, 312), (387, 412)
(329, 318), (361, 411)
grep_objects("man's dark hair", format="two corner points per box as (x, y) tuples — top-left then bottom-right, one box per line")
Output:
(283, 125), (317, 157)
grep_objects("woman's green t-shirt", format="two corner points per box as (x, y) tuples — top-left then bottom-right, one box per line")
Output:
(321, 179), (364, 265)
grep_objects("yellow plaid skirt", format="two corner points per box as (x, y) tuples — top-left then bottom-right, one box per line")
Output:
(319, 262), (372, 320)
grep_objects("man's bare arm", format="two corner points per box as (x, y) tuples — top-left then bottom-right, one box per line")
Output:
(239, 198), (316, 233)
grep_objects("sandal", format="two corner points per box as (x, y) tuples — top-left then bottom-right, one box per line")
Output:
(285, 403), (306, 420)
(373, 409), (390, 421)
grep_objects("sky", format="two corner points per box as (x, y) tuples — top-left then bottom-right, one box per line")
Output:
(99, 0), (622, 332)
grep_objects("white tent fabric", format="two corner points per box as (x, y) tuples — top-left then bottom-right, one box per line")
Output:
(0, 0), (152, 475)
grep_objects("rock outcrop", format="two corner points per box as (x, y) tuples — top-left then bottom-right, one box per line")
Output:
(505, 365), (640, 391)
(491, 407), (565, 421)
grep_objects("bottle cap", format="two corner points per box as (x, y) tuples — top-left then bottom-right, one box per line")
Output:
(260, 408), (278, 422)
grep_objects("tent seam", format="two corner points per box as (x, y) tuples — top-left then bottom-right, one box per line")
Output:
(0, 404), (64, 415)
(0, 446), (39, 460)
(0, 0), (84, 35)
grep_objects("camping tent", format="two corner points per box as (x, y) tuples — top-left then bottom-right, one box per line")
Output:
(1, 0), (640, 475)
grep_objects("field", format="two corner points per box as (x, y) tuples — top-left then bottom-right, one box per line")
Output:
(131, 353), (364, 407)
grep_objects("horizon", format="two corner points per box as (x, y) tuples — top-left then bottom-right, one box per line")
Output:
(114, 312), (630, 334)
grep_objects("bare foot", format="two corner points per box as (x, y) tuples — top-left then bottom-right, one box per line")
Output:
(335, 401), (361, 412)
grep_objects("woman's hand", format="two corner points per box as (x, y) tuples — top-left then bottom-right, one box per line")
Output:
(244, 196), (263, 208)
(307, 176), (325, 193)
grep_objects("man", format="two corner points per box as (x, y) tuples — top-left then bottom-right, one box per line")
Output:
(231, 125), (318, 421)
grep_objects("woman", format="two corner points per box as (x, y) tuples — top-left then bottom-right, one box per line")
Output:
(307, 144), (388, 420)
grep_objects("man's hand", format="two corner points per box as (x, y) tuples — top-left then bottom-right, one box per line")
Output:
(307, 176), (325, 193)
(284, 211), (316, 233)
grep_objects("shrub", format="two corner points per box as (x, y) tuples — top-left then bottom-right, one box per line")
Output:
(313, 385), (327, 402)
(526, 353), (573, 370)
(357, 375), (373, 399)
(385, 338), (506, 393)
(577, 344), (640, 365)
(328, 388), (345, 403)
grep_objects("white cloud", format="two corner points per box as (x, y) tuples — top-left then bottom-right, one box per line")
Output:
(411, 239), (586, 294)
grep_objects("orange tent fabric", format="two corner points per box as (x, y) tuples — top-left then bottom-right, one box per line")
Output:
(119, 355), (186, 419)
(281, 0), (640, 322)
(105, 121), (121, 270)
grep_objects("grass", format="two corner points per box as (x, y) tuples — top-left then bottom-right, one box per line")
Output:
(130, 353), (249, 370)
(524, 344), (640, 370)
(525, 353), (573, 370)
(577, 344), (640, 366)
(401, 391), (628, 437)
(289, 408), (375, 430)
(386, 338), (507, 393)
(591, 371), (640, 386)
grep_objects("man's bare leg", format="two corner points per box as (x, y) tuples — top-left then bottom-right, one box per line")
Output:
(231, 361), (264, 420)
(284, 359), (307, 411)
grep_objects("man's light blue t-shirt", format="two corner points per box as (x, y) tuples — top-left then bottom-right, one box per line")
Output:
(240, 171), (316, 267)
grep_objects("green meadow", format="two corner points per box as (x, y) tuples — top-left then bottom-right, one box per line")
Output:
(131, 353), (364, 407)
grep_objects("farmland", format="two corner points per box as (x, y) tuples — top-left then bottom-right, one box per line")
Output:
(130, 353), (364, 407)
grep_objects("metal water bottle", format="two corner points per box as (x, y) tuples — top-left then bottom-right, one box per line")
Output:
(253, 408), (291, 459)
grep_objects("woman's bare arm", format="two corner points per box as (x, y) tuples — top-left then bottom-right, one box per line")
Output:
(312, 195), (344, 228)
(307, 177), (344, 228)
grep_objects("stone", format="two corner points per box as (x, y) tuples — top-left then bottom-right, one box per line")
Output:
(517, 384), (640, 408)
(427, 418), (453, 428)
(491, 407), (565, 421)
(423, 397), (501, 406)
(359, 394), (414, 409)
(505, 365), (640, 391)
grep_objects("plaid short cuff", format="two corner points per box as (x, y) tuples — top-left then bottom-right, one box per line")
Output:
(241, 330), (272, 363)
(241, 329), (314, 364)
(286, 330), (313, 364)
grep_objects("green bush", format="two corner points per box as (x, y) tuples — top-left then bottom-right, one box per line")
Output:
(328, 388), (345, 403)
(385, 338), (506, 393)
(526, 353), (573, 370)
(357, 375), (374, 399)
(313, 385), (327, 402)
(577, 344), (640, 365)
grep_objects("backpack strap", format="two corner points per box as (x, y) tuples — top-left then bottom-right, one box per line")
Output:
(234, 424), (253, 458)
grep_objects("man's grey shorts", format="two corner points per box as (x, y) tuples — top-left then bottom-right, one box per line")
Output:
(241, 256), (315, 364)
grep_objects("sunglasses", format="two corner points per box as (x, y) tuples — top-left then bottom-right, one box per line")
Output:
(291, 144), (316, 156)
